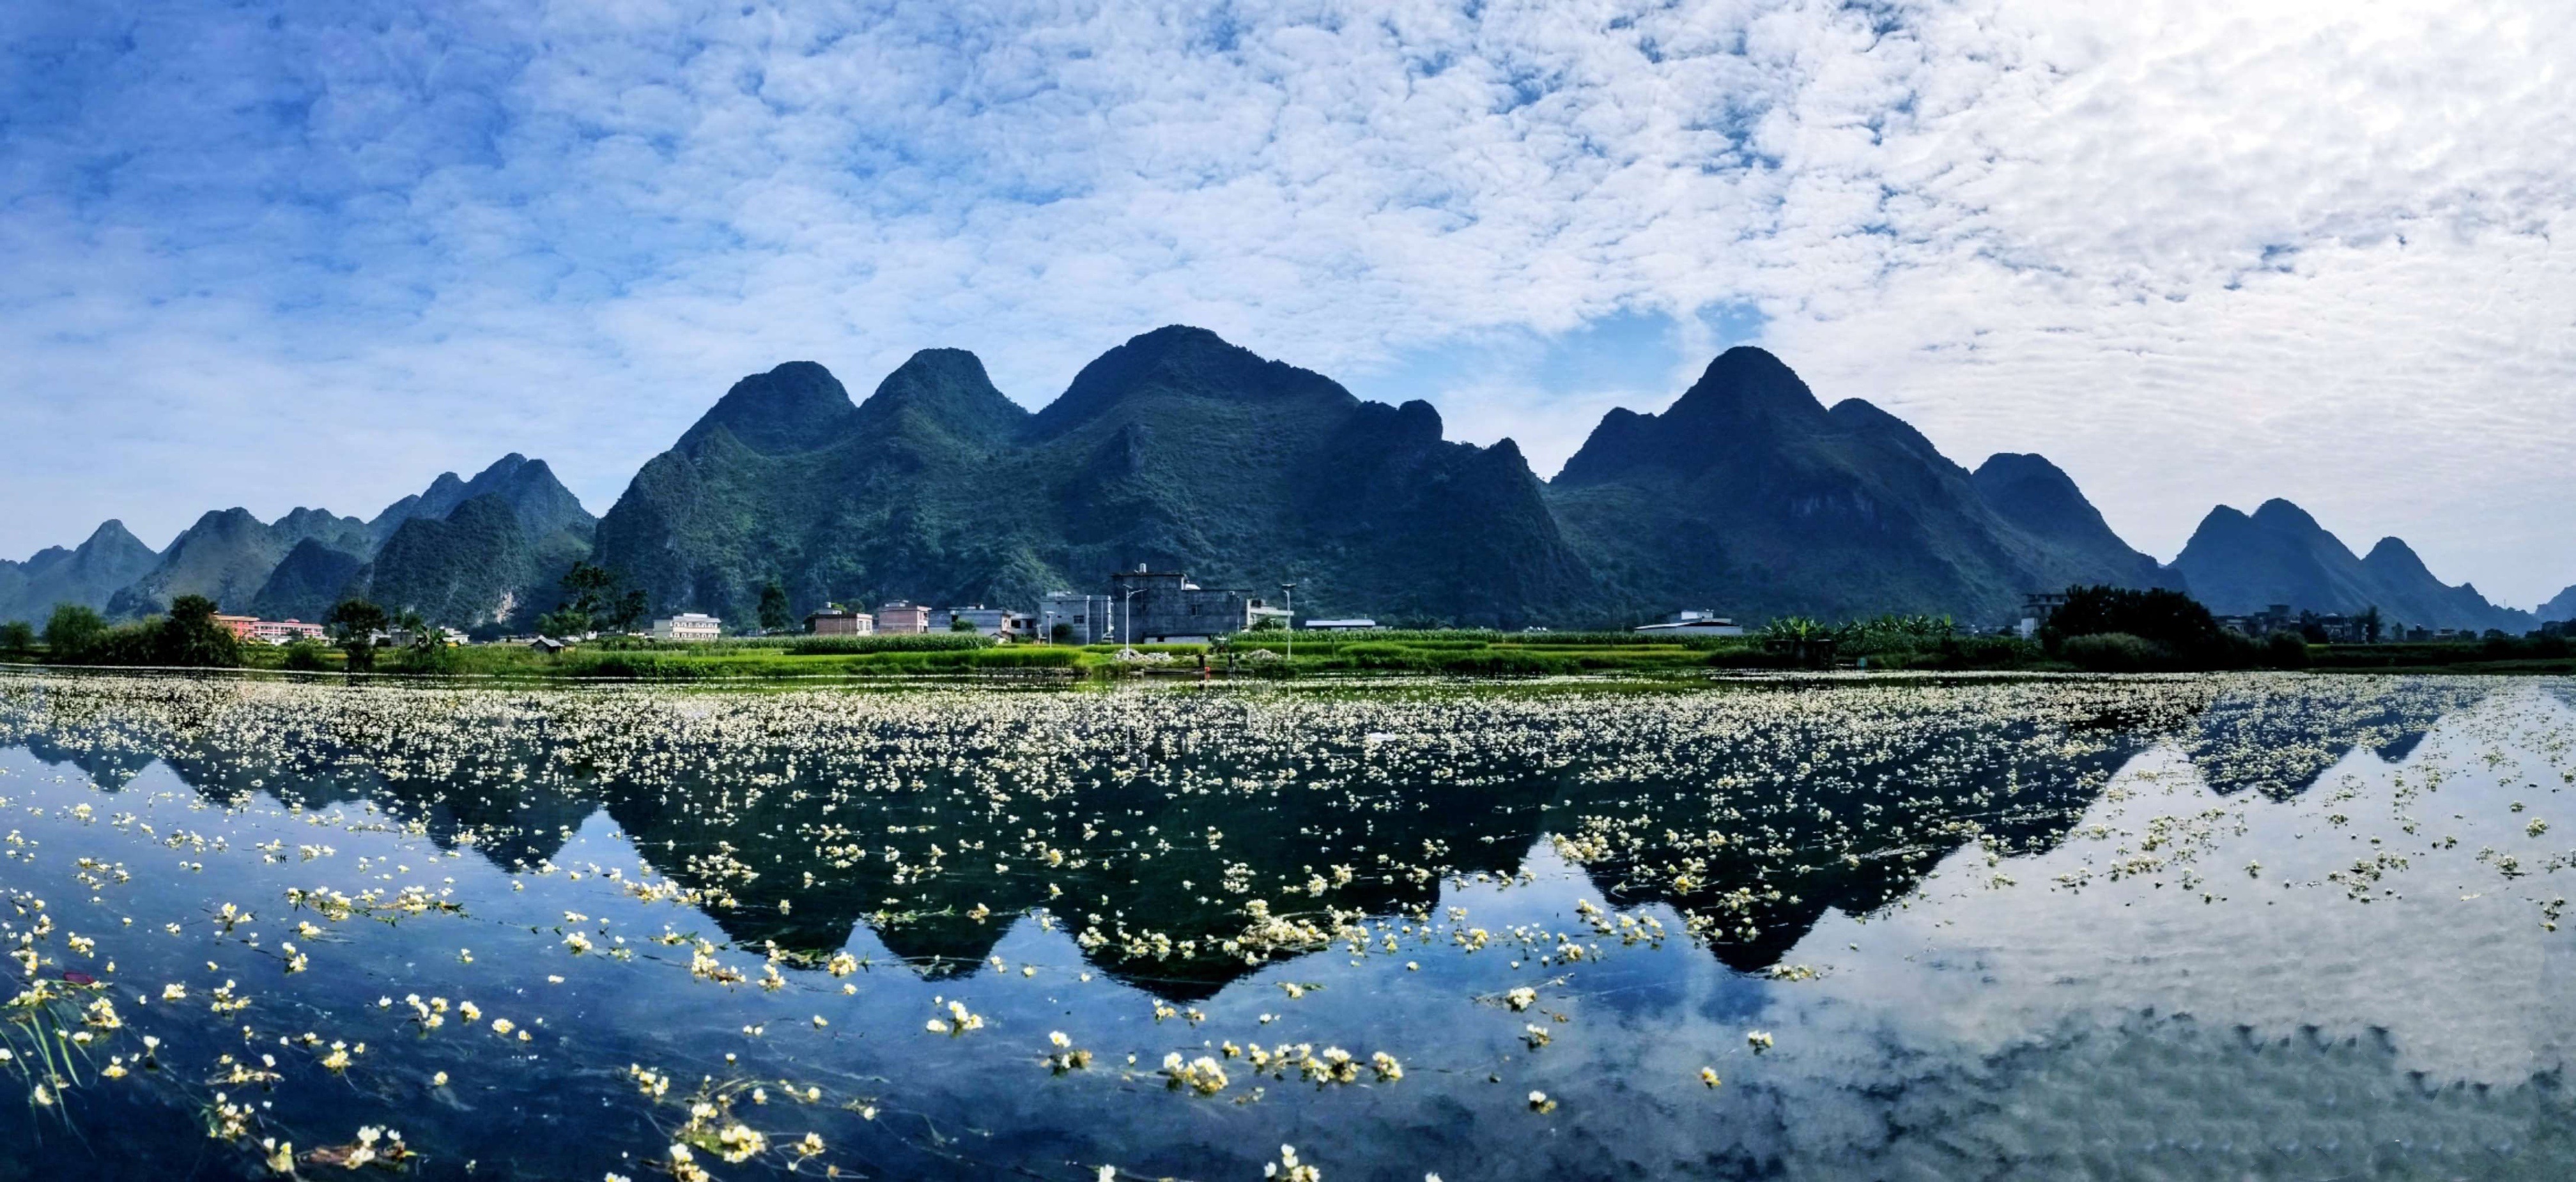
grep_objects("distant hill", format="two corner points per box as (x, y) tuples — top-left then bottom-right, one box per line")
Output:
(2170, 499), (2531, 633)
(368, 453), (596, 548)
(0, 455), (599, 629)
(595, 328), (1592, 627)
(2542, 585), (2576, 625)
(1971, 454), (2179, 594)
(364, 495), (551, 628)
(596, 332), (2168, 629)
(1546, 348), (2168, 623)
(24, 331), (2550, 634)
(0, 521), (160, 626)
(247, 539), (367, 624)
(109, 507), (370, 618)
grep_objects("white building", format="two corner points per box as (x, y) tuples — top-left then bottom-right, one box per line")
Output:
(650, 613), (723, 641)
(1305, 618), (1378, 631)
(1632, 610), (1744, 636)
(928, 606), (1033, 640)
(1039, 592), (1116, 644)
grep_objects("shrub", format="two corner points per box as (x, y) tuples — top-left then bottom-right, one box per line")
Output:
(2060, 632), (2166, 672)
(43, 603), (110, 661)
(787, 634), (994, 656)
(2265, 632), (2312, 669)
(155, 595), (243, 668)
(2045, 586), (2245, 669)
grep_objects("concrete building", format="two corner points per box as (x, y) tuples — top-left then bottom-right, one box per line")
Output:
(803, 607), (875, 636)
(1633, 610), (1743, 636)
(874, 603), (930, 634)
(1040, 593), (1116, 644)
(256, 619), (328, 643)
(649, 613), (723, 641)
(215, 615), (328, 644)
(1103, 568), (1290, 643)
(2016, 593), (2071, 640)
(927, 606), (1032, 640)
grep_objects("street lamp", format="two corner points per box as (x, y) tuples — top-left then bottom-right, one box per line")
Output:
(1279, 583), (1295, 662)
(1121, 587), (1145, 654)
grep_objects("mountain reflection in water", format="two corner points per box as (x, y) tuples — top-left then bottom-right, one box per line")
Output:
(0, 672), (2566, 1181)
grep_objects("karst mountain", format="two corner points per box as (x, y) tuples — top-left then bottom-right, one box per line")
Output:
(1, 328), (2538, 635)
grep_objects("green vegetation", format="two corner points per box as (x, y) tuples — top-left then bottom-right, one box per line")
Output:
(325, 597), (388, 672)
(2042, 585), (2280, 672)
(0, 620), (32, 653)
(757, 579), (792, 633)
(12, 576), (2568, 682)
(537, 560), (648, 638)
(22, 594), (242, 668)
(44, 603), (109, 656)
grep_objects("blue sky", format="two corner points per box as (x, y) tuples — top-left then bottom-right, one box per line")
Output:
(4, 0), (2573, 604)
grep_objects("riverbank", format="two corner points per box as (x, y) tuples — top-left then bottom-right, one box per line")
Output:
(6, 629), (2572, 682)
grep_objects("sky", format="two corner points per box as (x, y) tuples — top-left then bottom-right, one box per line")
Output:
(3, 0), (2572, 604)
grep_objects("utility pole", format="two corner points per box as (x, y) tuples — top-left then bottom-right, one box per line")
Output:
(1280, 582), (1295, 662)
(1122, 587), (1145, 653)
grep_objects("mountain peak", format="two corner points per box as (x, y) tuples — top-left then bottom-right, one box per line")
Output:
(465, 454), (534, 484)
(681, 361), (861, 456)
(1665, 347), (1828, 427)
(2540, 584), (2576, 623)
(860, 349), (1030, 444)
(1556, 347), (1832, 487)
(2250, 498), (2323, 531)
(371, 454), (596, 549)
(83, 519), (146, 551)
(2362, 536), (2427, 570)
(1033, 326), (1354, 434)
(1975, 452), (2067, 484)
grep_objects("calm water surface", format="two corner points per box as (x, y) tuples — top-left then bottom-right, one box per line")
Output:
(0, 672), (2570, 1181)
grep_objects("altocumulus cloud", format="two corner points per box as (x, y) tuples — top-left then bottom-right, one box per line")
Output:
(1, 0), (2571, 601)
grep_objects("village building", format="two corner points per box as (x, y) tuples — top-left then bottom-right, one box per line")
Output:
(803, 607), (875, 635)
(1633, 610), (1743, 636)
(1038, 593), (1116, 644)
(649, 613), (723, 641)
(928, 606), (1033, 640)
(215, 615), (328, 644)
(1102, 568), (1289, 643)
(874, 602), (930, 634)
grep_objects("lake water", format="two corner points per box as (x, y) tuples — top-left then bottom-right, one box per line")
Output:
(1, 671), (2571, 1181)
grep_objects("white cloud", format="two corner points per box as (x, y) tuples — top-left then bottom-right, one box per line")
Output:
(1, 0), (2571, 601)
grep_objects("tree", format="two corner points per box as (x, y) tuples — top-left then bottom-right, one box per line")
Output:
(557, 562), (617, 631)
(155, 595), (242, 668)
(326, 598), (388, 672)
(43, 603), (109, 661)
(551, 560), (649, 634)
(0, 620), (33, 654)
(605, 589), (648, 634)
(2042, 585), (2254, 669)
(758, 580), (792, 633)
(397, 608), (458, 672)
(950, 613), (980, 633)
(2361, 605), (2384, 643)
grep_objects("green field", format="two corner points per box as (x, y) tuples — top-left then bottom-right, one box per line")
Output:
(12, 627), (2573, 682)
